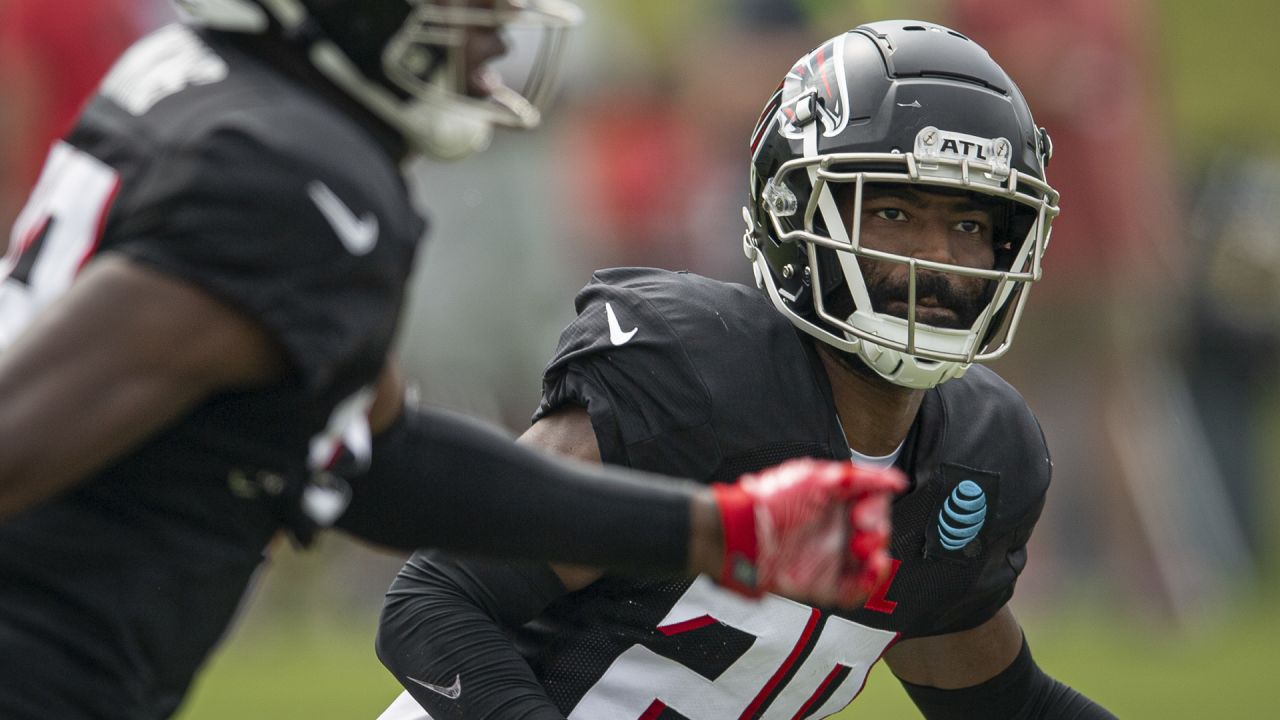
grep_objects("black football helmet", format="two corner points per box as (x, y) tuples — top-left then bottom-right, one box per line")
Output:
(176, 0), (581, 159)
(744, 20), (1059, 388)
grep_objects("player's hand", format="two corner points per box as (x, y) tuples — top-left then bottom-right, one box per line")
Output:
(710, 458), (906, 607)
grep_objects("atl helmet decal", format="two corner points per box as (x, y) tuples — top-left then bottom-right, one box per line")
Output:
(937, 480), (987, 550)
(779, 34), (851, 141)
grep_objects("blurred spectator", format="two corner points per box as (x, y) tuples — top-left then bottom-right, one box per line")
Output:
(951, 0), (1252, 621)
(0, 0), (168, 246)
(1181, 155), (1280, 560)
(561, 0), (815, 280)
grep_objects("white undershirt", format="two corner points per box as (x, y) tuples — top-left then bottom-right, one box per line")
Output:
(849, 440), (904, 469)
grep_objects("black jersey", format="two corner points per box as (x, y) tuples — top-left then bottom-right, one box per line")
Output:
(519, 268), (1051, 719)
(0, 26), (423, 719)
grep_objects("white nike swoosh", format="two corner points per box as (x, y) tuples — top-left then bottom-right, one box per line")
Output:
(605, 302), (637, 346)
(307, 180), (379, 256)
(407, 673), (462, 700)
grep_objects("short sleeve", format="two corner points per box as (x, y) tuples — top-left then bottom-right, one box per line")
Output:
(912, 374), (1053, 636)
(110, 120), (419, 393)
(534, 269), (722, 479)
(925, 473), (1049, 635)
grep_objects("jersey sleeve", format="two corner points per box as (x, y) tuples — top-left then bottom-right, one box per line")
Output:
(916, 368), (1053, 636)
(535, 268), (846, 484)
(927, 470), (1048, 636)
(107, 116), (421, 394)
(534, 268), (723, 480)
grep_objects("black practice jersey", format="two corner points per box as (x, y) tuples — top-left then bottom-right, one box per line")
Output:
(0, 26), (423, 719)
(519, 268), (1051, 719)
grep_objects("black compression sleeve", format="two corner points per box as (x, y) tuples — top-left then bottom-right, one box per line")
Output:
(376, 550), (567, 719)
(334, 403), (694, 573)
(899, 638), (1117, 719)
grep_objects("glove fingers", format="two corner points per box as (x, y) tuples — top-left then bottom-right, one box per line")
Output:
(839, 494), (894, 605)
(835, 548), (890, 606)
(724, 457), (901, 608)
(856, 548), (893, 598)
(851, 493), (891, 533)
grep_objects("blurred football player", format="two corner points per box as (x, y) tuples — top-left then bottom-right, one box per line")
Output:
(0, 2), (905, 718)
(376, 20), (1116, 719)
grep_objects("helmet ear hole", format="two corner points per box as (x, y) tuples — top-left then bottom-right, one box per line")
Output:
(978, 280), (1026, 351)
(994, 205), (1037, 271)
(764, 240), (814, 309)
(813, 245), (847, 303)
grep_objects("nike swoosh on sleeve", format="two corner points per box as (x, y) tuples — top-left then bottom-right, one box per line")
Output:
(605, 302), (638, 345)
(307, 180), (379, 255)
(407, 674), (462, 700)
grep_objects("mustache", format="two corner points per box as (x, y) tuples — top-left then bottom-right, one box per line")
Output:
(866, 272), (992, 329)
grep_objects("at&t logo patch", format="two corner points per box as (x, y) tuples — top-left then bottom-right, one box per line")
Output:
(924, 465), (999, 562)
(937, 480), (987, 550)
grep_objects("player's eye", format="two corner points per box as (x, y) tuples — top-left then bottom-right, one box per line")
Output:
(955, 219), (985, 234)
(873, 208), (907, 222)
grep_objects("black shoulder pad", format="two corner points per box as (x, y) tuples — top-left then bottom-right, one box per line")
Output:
(929, 365), (1051, 533)
(536, 268), (842, 481)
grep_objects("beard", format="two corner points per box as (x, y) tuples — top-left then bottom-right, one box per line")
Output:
(863, 270), (994, 330)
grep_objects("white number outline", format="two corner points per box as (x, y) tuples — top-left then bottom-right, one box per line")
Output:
(1, 141), (120, 350)
(567, 575), (897, 720)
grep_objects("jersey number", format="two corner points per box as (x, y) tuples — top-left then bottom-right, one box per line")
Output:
(0, 141), (120, 350)
(568, 576), (896, 720)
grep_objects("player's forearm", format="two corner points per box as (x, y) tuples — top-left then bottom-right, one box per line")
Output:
(899, 637), (1116, 719)
(336, 402), (706, 574)
(688, 487), (726, 580)
(377, 551), (568, 719)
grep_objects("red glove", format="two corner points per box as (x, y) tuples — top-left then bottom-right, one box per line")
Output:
(711, 458), (906, 607)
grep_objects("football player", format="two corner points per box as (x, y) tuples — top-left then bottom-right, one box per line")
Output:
(0, 2), (905, 718)
(376, 20), (1117, 719)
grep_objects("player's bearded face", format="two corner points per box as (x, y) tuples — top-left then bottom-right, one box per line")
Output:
(835, 184), (1000, 330)
(862, 267), (994, 330)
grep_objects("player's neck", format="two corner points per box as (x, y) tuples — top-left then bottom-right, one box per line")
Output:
(815, 345), (924, 457)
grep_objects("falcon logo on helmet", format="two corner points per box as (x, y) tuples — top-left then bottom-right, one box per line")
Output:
(779, 35), (852, 140)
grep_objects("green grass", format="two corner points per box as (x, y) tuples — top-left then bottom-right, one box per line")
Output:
(175, 615), (403, 719)
(176, 591), (1280, 719)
